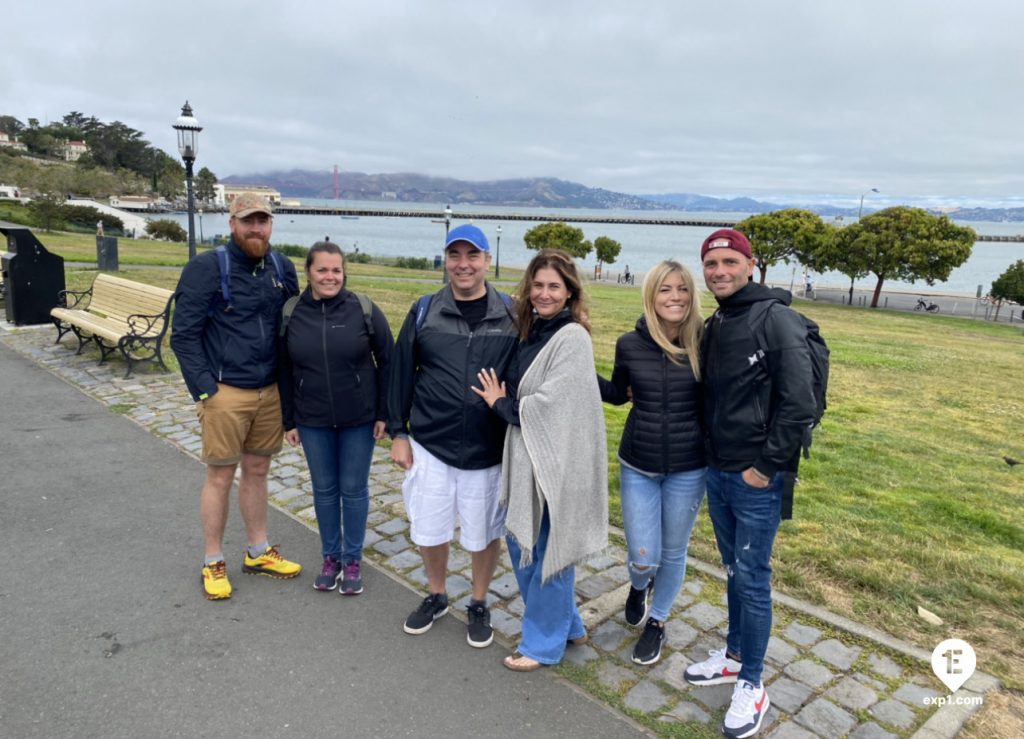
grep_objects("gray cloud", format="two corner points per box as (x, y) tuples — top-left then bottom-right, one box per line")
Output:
(4, 0), (1022, 206)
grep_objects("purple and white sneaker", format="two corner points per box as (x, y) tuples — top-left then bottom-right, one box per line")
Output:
(340, 560), (363, 595)
(313, 555), (342, 591)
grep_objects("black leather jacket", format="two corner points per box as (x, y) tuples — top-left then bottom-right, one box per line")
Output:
(701, 282), (816, 476)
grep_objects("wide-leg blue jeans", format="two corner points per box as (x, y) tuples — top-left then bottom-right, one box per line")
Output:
(506, 507), (587, 665)
(706, 466), (783, 686)
(620, 466), (706, 622)
(297, 422), (376, 563)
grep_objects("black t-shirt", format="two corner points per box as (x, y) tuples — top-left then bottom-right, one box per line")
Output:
(455, 294), (489, 331)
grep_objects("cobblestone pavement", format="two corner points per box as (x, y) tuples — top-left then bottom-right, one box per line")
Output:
(1, 323), (999, 739)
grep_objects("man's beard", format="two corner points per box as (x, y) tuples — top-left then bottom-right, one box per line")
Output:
(238, 235), (269, 258)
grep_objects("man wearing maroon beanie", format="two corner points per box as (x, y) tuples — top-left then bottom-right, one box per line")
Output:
(685, 229), (816, 739)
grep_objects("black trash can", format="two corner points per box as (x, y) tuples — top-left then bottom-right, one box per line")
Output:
(97, 236), (119, 271)
(433, 254), (443, 269)
(1, 221), (66, 326)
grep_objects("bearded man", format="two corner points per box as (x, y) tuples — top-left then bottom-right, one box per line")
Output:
(171, 192), (300, 600)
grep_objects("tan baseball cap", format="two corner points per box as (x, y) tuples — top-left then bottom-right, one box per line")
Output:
(229, 192), (273, 219)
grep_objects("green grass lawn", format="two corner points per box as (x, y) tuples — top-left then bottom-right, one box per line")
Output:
(47, 231), (1024, 689)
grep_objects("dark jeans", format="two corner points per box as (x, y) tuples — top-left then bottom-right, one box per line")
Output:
(297, 422), (375, 563)
(706, 466), (783, 685)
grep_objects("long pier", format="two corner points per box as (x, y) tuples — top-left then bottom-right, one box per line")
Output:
(221, 204), (1024, 242)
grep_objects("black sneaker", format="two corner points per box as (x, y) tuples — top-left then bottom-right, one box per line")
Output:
(466, 602), (494, 648)
(625, 581), (652, 627)
(632, 617), (665, 665)
(403, 593), (449, 634)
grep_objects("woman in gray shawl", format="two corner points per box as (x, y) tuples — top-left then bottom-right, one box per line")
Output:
(473, 249), (608, 671)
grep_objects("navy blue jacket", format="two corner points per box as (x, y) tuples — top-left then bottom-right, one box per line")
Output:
(171, 240), (298, 401)
(279, 287), (394, 430)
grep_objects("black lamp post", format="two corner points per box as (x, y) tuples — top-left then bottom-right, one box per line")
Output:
(495, 224), (502, 279)
(849, 187), (879, 303)
(442, 204), (452, 284)
(173, 101), (202, 259)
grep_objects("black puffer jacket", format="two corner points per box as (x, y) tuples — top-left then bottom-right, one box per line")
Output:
(604, 315), (704, 474)
(701, 282), (816, 475)
(279, 287), (394, 430)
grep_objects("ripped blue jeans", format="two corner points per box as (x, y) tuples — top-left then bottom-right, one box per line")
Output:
(706, 466), (783, 686)
(620, 466), (706, 622)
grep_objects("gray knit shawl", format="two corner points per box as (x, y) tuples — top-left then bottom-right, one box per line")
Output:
(501, 322), (609, 583)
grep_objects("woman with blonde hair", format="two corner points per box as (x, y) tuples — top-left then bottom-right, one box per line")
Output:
(601, 259), (706, 666)
(473, 249), (608, 671)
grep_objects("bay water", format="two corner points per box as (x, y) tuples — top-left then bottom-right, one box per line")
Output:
(170, 200), (1024, 296)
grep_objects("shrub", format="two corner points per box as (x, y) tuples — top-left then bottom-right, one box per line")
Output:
(348, 251), (372, 263)
(145, 219), (187, 242)
(274, 243), (309, 258)
(395, 256), (431, 270)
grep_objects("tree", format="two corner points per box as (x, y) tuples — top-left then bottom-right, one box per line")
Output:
(156, 158), (186, 200)
(0, 115), (25, 136)
(145, 219), (187, 242)
(27, 192), (66, 232)
(990, 260), (1024, 320)
(195, 166), (218, 203)
(593, 235), (622, 273)
(831, 207), (975, 308)
(523, 222), (592, 259)
(735, 209), (831, 284)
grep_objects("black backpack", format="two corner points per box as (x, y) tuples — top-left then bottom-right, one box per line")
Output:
(279, 292), (374, 338)
(746, 299), (830, 460)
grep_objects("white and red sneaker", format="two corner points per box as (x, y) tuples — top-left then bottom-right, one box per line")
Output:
(722, 680), (770, 738)
(683, 648), (742, 685)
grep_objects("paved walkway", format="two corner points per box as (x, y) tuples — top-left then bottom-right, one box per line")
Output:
(0, 323), (1000, 738)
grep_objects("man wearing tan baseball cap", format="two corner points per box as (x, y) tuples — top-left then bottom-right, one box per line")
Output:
(171, 192), (301, 600)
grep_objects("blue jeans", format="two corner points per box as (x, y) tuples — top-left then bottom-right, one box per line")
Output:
(620, 466), (706, 622)
(706, 466), (783, 686)
(506, 508), (587, 664)
(297, 422), (376, 563)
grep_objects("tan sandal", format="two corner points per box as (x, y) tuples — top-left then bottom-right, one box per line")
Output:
(567, 634), (589, 646)
(503, 652), (544, 672)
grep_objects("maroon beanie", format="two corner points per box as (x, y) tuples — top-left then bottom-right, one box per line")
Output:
(700, 228), (752, 260)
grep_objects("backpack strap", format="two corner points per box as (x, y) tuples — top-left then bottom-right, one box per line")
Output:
(352, 291), (375, 337)
(414, 293), (433, 331)
(214, 245), (233, 309)
(279, 295), (301, 338)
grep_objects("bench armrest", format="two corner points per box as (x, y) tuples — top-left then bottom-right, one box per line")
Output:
(126, 311), (168, 337)
(57, 287), (93, 310)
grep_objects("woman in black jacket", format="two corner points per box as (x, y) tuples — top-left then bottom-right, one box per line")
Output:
(602, 260), (706, 666)
(279, 242), (393, 595)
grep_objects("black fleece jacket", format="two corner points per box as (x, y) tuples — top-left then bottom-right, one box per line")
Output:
(279, 288), (393, 430)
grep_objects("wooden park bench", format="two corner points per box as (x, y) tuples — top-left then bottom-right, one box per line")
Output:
(50, 274), (174, 378)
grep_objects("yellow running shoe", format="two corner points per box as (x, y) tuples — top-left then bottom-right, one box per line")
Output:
(202, 560), (232, 600)
(242, 545), (302, 579)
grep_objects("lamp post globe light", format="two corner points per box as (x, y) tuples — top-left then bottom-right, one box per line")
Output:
(849, 187), (879, 304)
(495, 224), (502, 280)
(442, 204), (453, 284)
(173, 101), (202, 260)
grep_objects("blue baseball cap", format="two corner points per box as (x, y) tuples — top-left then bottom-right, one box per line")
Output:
(445, 224), (490, 253)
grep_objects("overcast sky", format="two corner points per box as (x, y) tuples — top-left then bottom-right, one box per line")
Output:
(5, 1), (1023, 207)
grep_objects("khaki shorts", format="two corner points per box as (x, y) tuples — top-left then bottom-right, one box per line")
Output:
(198, 383), (284, 465)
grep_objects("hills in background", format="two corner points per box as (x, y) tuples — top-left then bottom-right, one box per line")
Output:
(222, 169), (1024, 222)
